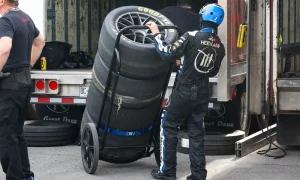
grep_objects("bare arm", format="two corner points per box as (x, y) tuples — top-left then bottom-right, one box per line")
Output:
(31, 33), (45, 67)
(0, 37), (12, 71)
(0, 18), (13, 72)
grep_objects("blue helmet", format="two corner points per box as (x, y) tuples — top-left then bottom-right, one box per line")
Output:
(199, 3), (225, 25)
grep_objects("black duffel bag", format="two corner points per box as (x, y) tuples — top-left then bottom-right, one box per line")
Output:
(33, 41), (72, 70)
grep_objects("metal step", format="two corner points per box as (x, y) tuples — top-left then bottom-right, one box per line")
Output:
(235, 124), (277, 157)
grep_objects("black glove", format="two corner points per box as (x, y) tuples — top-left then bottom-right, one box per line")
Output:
(0, 72), (11, 79)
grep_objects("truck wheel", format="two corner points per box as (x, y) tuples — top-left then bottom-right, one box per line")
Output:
(24, 120), (78, 147)
(93, 55), (166, 108)
(98, 6), (178, 79)
(35, 104), (85, 128)
(205, 82), (251, 136)
(177, 130), (245, 155)
(235, 83), (251, 136)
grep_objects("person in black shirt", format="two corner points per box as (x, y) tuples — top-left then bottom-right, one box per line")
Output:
(158, 0), (200, 72)
(0, 0), (45, 180)
(147, 3), (226, 180)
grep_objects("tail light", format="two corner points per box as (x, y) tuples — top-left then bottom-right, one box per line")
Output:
(49, 80), (59, 91)
(34, 79), (59, 94)
(36, 80), (45, 91)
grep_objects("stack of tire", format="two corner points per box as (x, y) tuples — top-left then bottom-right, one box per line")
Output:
(24, 104), (84, 147)
(81, 6), (178, 163)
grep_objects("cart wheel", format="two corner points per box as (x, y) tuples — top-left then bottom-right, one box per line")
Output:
(81, 123), (100, 174)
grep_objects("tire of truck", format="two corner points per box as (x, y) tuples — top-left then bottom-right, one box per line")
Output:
(92, 55), (166, 108)
(233, 82), (251, 136)
(177, 130), (245, 155)
(35, 104), (85, 128)
(24, 120), (78, 147)
(204, 81), (252, 136)
(98, 6), (179, 79)
(224, 81), (268, 136)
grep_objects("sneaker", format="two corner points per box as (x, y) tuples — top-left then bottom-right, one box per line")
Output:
(150, 169), (176, 180)
(26, 176), (34, 180)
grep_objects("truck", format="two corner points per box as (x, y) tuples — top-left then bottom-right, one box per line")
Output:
(22, 0), (251, 150)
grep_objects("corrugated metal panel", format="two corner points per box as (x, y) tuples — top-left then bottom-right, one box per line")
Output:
(46, 0), (116, 58)
(279, 0), (300, 73)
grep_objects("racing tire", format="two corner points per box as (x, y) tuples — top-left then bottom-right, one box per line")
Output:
(177, 130), (245, 155)
(85, 82), (161, 130)
(24, 121), (78, 147)
(81, 109), (149, 164)
(98, 6), (179, 79)
(92, 55), (166, 108)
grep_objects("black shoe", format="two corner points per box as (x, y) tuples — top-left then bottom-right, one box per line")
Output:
(151, 169), (176, 180)
(187, 175), (206, 180)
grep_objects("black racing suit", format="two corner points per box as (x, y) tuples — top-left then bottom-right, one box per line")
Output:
(158, 6), (200, 73)
(153, 27), (225, 180)
(0, 8), (39, 180)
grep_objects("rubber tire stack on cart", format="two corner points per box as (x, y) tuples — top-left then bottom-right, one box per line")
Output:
(80, 6), (178, 173)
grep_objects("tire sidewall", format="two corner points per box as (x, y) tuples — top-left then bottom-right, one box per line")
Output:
(104, 6), (178, 50)
(98, 6), (179, 79)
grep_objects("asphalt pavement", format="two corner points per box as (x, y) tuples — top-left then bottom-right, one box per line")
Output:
(0, 143), (299, 180)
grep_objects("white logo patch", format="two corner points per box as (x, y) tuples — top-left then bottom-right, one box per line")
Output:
(194, 47), (217, 73)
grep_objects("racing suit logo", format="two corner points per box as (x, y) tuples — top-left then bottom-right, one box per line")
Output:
(194, 47), (216, 73)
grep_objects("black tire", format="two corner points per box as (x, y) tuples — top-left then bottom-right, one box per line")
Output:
(204, 81), (251, 136)
(35, 104), (85, 128)
(24, 121), (78, 147)
(92, 54), (166, 107)
(98, 6), (178, 79)
(177, 130), (245, 156)
(81, 123), (100, 174)
(234, 82), (251, 136)
(81, 110), (149, 163)
(85, 82), (161, 130)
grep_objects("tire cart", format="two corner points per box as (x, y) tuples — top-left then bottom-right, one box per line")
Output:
(80, 25), (181, 174)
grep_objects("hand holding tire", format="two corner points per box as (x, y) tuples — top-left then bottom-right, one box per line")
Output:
(146, 21), (160, 35)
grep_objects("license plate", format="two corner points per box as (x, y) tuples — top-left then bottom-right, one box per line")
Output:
(181, 138), (189, 148)
(79, 83), (90, 97)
